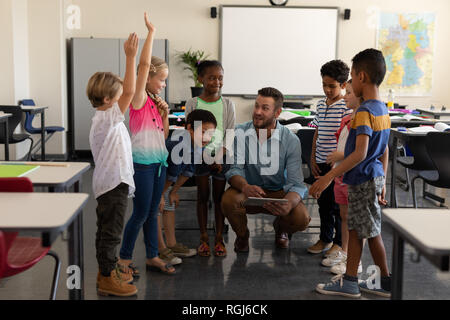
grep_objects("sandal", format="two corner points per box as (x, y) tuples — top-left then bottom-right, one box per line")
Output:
(127, 263), (140, 278)
(146, 262), (176, 275)
(197, 241), (211, 257)
(214, 240), (227, 257)
(117, 262), (140, 278)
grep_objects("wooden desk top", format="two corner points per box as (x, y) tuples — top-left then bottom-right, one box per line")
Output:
(383, 208), (450, 255)
(0, 192), (89, 231)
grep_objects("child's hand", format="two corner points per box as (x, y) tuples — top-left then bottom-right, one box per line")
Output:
(310, 156), (321, 177)
(378, 185), (388, 206)
(326, 151), (344, 167)
(144, 12), (156, 33)
(153, 96), (169, 118)
(309, 174), (333, 199)
(209, 163), (222, 173)
(159, 196), (165, 213)
(168, 190), (180, 208)
(124, 32), (138, 58)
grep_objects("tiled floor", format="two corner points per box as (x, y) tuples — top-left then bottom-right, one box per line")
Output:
(1, 163), (450, 300)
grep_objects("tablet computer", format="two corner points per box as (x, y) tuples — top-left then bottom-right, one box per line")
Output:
(243, 197), (288, 207)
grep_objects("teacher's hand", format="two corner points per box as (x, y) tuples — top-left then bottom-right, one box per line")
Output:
(242, 184), (266, 198)
(263, 200), (292, 216)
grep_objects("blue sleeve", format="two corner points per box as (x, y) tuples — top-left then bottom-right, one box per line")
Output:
(283, 134), (308, 199)
(224, 132), (245, 181)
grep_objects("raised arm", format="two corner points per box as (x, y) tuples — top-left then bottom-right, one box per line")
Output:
(117, 33), (138, 114)
(131, 12), (156, 110)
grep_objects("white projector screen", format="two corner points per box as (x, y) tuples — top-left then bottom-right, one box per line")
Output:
(220, 6), (338, 97)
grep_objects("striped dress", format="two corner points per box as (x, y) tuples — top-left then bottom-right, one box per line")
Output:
(309, 98), (352, 163)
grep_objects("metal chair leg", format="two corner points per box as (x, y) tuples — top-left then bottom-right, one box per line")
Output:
(46, 250), (61, 300)
(404, 168), (410, 192)
(26, 137), (34, 161)
(411, 176), (420, 208)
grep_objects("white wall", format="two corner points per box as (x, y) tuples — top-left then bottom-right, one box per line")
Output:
(0, 0), (31, 160)
(0, 0), (15, 105)
(28, 0), (67, 156)
(2, 0), (450, 156)
(64, 0), (450, 125)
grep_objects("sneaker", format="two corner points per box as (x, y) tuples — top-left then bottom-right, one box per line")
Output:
(159, 247), (182, 265)
(324, 244), (342, 258)
(321, 250), (346, 267)
(330, 260), (363, 275)
(97, 270), (138, 297)
(359, 272), (391, 298)
(316, 274), (361, 298)
(307, 240), (332, 254)
(168, 243), (197, 258)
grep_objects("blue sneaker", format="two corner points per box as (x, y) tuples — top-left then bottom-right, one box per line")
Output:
(316, 275), (361, 298)
(358, 273), (391, 298)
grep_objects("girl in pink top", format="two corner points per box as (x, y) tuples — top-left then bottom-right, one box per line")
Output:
(119, 15), (175, 276)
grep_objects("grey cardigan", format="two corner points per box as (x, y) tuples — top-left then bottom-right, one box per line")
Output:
(185, 96), (236, 150)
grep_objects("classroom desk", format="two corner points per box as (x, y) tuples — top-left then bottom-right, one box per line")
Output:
(20, 161), (91, 192)
(382, 208), (450, 300)
(416, 108), (450, 120)
(21, 106), (48, 161)
(1, 161), (91, 299)
(0, 192), (89, 300)
(0, 113), (11, 160)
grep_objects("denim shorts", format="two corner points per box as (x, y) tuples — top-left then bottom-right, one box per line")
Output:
(348, 176), (385, 239)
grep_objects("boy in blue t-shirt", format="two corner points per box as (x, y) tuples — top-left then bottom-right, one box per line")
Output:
(310, 48), (391, 298)
(156, 109), (217, 264)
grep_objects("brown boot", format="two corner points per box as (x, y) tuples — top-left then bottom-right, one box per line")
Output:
(273, 217), (291, 249)
(97, 271), (138, 297)
(97, 268), (133, 285)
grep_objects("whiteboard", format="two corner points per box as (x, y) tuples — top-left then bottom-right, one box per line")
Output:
(220, 6), (338, 97)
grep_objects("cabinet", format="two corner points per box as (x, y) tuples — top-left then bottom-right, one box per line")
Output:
(68, 37), (169, 157)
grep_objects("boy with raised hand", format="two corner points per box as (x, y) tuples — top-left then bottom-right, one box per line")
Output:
(87, 32), (139, 296)
(311, 48), (391, 298)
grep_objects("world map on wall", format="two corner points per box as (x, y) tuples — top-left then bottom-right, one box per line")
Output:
(377, 12), (435, 96)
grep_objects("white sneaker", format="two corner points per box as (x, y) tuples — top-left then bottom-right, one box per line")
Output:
(321, 251), (346, 267)
(159, 248), (182, 266)
(323, 244), (342, 258)
(330, 260), (363, 275)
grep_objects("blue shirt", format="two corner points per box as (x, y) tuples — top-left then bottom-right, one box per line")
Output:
(225, 121), (308, 199)
(309, 98), (352, 163)
(165, 130), (195, 183)
(343, 100), (391, 186)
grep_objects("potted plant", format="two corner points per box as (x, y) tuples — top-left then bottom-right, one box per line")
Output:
(177, 48), (209, 97)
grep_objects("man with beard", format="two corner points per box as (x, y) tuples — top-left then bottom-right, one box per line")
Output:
(221, 87), (311, 252)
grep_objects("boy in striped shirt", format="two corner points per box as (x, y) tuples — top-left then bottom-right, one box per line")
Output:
(308, 60), (352, 256)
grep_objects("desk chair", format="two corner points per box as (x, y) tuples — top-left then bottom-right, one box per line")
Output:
(411, 132), (450, 208)
(0, 177), (61, 300)
(19, 99), (64, 159)
(396, 135), (435, 200)
(0, 105), (33, 160)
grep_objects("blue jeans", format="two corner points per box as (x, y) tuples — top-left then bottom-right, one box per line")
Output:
(120, 162), (167, 260)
